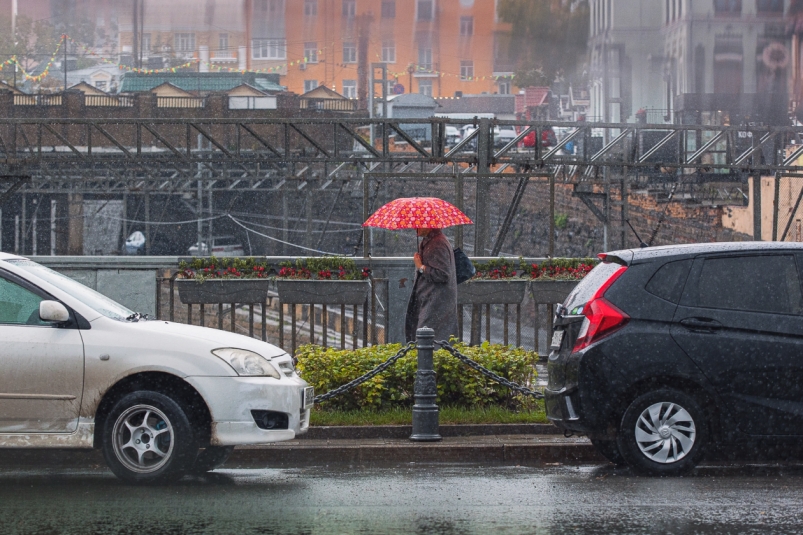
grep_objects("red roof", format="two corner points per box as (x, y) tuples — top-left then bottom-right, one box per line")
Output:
(515, 87), (551, 114)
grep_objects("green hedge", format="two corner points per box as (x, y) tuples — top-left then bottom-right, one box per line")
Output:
(295, 341), (539, 411)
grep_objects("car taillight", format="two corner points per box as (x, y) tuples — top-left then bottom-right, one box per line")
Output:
(572, 266), (629, 352)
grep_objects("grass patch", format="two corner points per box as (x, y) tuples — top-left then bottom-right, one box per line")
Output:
(309, 403), (548, 426)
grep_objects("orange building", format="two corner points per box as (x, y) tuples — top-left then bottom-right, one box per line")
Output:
(277, 0), (514, 98)
(116, 0), (514, 98)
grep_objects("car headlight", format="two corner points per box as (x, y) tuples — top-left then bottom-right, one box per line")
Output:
(212, 348), (281, 379)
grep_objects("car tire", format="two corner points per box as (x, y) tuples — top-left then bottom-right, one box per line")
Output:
(590, 438), (626, 466)
(102, 391), (199, 484)
(192, 446), (235, 474)
(617, 388), (708, 476)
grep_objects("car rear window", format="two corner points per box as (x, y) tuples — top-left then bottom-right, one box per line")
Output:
(695, 255), (803, 315)
(563, 262), (622, 315)
(645, 259), (692, 303)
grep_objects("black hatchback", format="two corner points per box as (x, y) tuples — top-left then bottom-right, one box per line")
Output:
(545, 242), (803, 475)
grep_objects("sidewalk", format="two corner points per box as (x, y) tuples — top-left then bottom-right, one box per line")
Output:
(232, 432), (599, 467)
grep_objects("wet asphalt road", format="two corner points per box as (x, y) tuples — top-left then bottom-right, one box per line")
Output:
(3, 462), (803, 535)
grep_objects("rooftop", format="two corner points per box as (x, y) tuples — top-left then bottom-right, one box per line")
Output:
(434, 94), (515, 115)
(120, 72), (284, 94)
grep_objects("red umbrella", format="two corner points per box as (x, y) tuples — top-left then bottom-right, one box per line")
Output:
(363, 197), (473, 230)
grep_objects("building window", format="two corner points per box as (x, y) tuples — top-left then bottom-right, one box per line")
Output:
(141, 33), (151, 53)
(460, 16), (474, 36)
(418, 79), (432, 96)
(497, 80), (511, 94)
(381, 41), (396, 63)
(382, 0), (396, 18)
(174, 33), (195, 52)
(418, 47), (433, 70)
(342, 80), (357, 98)
(343, 0), (356, 18)
(252, 39), (287, 60)
(460, 60), (474, 80)
(95, 80), (107, 90)
(713, 0), (741, 15)
(219, 33), (229, 52)
(304, 80), (319, 93)
(713, 39), (742, 93)
(417, 0), (433, 21)
(304, 42), (318, 63)
(304, 0), (317, 16)
(343, 42), (357, 63)
(757, 0), (783, 14)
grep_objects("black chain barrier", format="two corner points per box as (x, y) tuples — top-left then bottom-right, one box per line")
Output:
(435, 340), (545, 399)
(313, 342), (417, 404)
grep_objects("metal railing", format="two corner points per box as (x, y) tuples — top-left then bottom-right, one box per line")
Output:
(159, 276), (389, 355)
(32, 256), (570, 356)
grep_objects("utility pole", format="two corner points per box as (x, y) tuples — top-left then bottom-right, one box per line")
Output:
(50, 199), (56, 255)
(356, 13), (373, 110)
(63, 34), (68, 91)
(132, 0), (139, 69)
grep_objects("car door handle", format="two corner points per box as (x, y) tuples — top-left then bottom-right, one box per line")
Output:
(680, 318), (723, 332)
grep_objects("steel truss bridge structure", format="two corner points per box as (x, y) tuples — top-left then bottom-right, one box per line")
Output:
(1, 117), (802, 254)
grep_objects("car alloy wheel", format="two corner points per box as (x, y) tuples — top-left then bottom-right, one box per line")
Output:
(112, 404), (175, 474)
(617, 388), (708, 476)
(634, 402), (696, 464)
(102, 391), (198, 484)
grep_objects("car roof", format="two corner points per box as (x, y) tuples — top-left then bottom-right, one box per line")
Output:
(609, 241), (803, 264)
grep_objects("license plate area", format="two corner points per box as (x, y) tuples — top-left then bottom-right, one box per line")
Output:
(550, 330), (564, 350)
(301, 386), (314, 410)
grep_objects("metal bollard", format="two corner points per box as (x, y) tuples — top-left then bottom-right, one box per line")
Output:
(410, 327), (442, 442)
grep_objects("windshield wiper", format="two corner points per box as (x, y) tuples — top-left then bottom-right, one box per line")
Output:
(126, 312), (151, 322)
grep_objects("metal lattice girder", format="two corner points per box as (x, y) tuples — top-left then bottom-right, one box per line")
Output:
(1, 118), (803, 194)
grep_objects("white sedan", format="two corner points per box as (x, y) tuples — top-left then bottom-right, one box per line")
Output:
(0, 253), (311, 483)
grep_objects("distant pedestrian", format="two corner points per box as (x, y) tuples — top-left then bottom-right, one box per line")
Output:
(405, 228), (459, 343)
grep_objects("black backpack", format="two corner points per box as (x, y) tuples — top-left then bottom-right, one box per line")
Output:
(454, 248), (476, 284)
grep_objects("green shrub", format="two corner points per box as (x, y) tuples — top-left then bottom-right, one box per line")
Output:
(296, 341), (539, 411)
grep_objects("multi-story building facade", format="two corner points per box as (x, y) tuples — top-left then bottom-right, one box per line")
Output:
(114, 0), (514, 98)
(589, 0), (792, 126)
(588, 0), (666, 123)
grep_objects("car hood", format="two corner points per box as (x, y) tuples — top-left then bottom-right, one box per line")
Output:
(107, 318), (288, 359)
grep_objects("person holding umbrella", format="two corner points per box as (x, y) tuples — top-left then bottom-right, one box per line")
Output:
(405, 226), (458, 343)
(363, 197), (472, 343)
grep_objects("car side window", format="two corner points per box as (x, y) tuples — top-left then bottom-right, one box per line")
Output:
(0, 276), (48, 326)
(645, 259), (692, 303)
(696, 255), (802, 315)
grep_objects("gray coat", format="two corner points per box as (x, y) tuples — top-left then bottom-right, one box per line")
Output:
(405, 229), (459, 343)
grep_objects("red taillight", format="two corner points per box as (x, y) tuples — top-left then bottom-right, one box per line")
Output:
(572, 266), (629, 352)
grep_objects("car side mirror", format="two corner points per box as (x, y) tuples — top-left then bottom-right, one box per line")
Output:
(39, 300), (70, 323)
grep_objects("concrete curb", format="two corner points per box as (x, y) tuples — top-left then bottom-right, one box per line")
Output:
(229, 439), (601, 467)
(299, 423), (559, 440)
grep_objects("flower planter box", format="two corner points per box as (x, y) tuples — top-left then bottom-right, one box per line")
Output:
(457, 280), (528, 305)
(276, 279), (370, 305)
(529, 280), (578, 304)
(176, 279), (271, 305)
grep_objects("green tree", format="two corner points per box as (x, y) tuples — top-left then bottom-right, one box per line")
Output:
(497, 0), (589, 87)
(0, 15), (60, 86)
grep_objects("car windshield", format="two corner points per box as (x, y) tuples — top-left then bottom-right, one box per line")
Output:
(8, 259), (136, 321)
